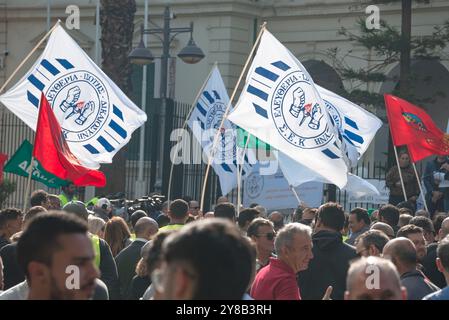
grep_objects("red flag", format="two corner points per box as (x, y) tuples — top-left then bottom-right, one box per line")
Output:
(32, 93), (106, 187)
(384, 94), (449, 162)
(0, 153), (7, 184)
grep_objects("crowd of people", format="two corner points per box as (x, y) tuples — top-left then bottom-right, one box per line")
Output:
(0, 167), (449, 300)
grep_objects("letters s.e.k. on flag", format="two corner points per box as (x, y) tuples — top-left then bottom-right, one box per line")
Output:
(227, 30), (349, 188)
(33, 93), (106, 187)
(0, 23), (147, 168)
(186, 65), (252, 195)
(384, 94), (449, 162)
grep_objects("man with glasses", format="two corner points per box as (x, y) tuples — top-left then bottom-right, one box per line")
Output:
(247, 218), (277, 273)
(251, 223), (313, 300)
(354, 229), (390, 257)
(152, 219), (253, 300)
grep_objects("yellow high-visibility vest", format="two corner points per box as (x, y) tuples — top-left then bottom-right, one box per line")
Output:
(59, 193), (78, 207)
(91, 235), (101, 268)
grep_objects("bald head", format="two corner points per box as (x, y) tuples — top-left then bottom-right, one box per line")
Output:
(371, 222), (395, 239)
(134, 217), (159, 240)
(345, 256), (405, 300)
(383, 237), (417, 274)
(216, 196), (229, 205)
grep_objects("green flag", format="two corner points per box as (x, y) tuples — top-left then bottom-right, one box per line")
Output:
(236, 127), (272, 151)
(3, 140), (69, 188)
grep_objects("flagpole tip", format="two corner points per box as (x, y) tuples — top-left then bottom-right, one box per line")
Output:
(261, 21), (267, 29)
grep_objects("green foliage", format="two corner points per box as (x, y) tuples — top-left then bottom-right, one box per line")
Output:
(0, 178), (17, 209)
(328, 10), (449, 112)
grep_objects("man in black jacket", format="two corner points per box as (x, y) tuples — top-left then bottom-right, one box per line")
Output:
(297, 202), (357, 300)
(115, 217), (158, 299)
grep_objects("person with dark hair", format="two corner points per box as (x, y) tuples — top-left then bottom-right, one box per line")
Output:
(58, 183), (78, 207)
(385, 151), (420, 206)
(415, 209), (430, 218)
(249, 203), (259, 209)
(214, 202), (236, 222)
(383, 237), (439, 300)
(378, 204), (400, 235)
(421, 217), (449, 289)
(298, 202), (357, 300)
(61, 202), (121, 299)
(132, 230), (176, 300)
(153, 219), (253, 300)
(16, 212), (100, 299)
(251, 223), (313, 300)
(30, 190), (49, 209)
(346, 208), (371, 246)
(410, 216), (435, 244)
(397, 224), (427, 262)
(355, 229), (389, 257)
(423, 235), (449, 300)
(396, 200), (416, 215)
(156, 214), (170, 228)
(115, 217), (158, 299)
(130, 210), (148, 230)
(216, 196), (229, 205)
(269, 211), (284, 231)
(237, 208), (259, 234)
(159, 199), (189, 232)
(0, 208), (23, 250)
(345, 256), (407, 300)
(104, 217), (132, 257)
(0, 206), (47, 290)
(247, 218), (276, 272)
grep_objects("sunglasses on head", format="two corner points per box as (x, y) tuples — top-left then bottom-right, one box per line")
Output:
(258, 232), (276, 240)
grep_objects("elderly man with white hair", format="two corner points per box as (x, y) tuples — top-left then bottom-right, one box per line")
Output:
(345, 256), (407, 300)
(250, 223), (313, 300)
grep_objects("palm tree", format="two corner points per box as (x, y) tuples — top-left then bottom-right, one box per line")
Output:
(99, 0), (136, 195)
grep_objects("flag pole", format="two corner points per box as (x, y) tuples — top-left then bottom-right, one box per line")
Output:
(393, 146), (408, 202)
(23, 156), (34, 212)
(290, 185), (302, 206)
(200, 22), (267, 212)
(237, 132), (252, 215)
(166, 62), (218, 203)
(0, 21), (61, 94)
(411, 161), (429, 212)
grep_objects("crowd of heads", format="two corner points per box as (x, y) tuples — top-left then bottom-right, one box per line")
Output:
(1, 184), (449, 301)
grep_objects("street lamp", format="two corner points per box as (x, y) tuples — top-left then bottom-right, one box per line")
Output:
(129, 5), (205, 196)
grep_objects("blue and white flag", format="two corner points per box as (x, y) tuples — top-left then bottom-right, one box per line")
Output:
(227, 30), (349, 188)
(276, 84), (382, 194)
(317, 85), (382, 160)
(0, 23), (147, 168)
(186, 66), (252, 195)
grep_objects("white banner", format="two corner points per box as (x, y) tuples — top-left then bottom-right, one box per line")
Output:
(347, 179), (389, 204)
(0, 23), (147, 168)
(243, 163), (323, 210)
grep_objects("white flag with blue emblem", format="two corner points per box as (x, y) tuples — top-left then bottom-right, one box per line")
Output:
(186, 66), (252, 196)
(277, 84), (383, 194)
(0, 23), (147, 168)
(227, 30), (349, 188)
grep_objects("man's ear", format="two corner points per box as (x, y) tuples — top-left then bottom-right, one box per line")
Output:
(344, 291), (350, 300)
(401, 286), (408, 300)
(28, 261), (50, 286)
(173, 267), (194, 300)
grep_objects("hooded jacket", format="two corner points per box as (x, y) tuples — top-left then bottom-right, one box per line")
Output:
(297, 230), (357, 300)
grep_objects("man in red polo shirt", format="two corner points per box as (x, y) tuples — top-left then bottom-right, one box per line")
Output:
(250, 223), (313, 300)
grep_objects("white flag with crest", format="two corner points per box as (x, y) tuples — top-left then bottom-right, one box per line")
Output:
(227, 30), (349, 188)
(0, 23), (147, 168)
(186, 65), (252, 195)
